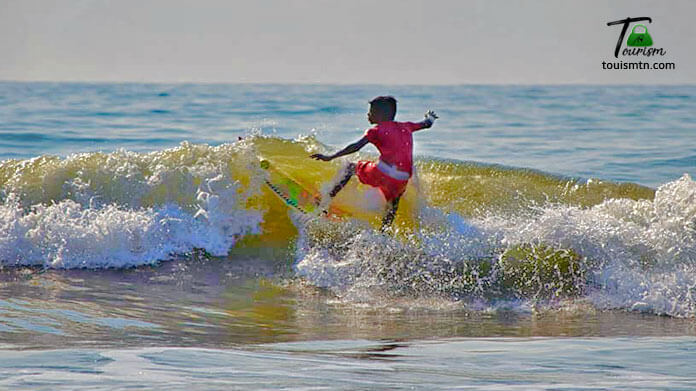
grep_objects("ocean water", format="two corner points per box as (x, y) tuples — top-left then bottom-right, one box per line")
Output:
(0, 82), (695, 389)
(1, 83), (694, 187)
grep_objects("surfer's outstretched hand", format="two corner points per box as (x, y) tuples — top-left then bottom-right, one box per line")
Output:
(310, 153), (333, 161)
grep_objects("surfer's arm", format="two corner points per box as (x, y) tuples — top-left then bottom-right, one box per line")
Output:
(410, 110), (439, 132)
(310, 137), (369, 161)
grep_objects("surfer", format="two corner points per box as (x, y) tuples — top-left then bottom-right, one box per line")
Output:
(310, 96), (438, 229)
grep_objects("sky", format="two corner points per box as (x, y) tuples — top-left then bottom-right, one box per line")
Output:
(1, 0), (694, 84)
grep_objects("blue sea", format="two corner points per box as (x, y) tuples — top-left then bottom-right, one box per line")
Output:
(0, 82), (695, 390)
(2, 83), (694, 186)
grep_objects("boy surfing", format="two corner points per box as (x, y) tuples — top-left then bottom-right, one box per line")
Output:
(310, 96), (438, 229)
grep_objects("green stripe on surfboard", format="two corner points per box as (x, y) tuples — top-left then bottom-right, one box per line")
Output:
(260, 159), (322, 214)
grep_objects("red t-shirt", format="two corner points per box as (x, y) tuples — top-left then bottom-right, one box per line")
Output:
(364, 121), (426, 176)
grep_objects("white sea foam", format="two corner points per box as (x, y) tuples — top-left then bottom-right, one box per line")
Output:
(0, 142), (265, 268)
(295, 174), (696, 317)
(294, 206), (495, 303)
(476, 174), (696, 316)
(0, 185), (262, 269)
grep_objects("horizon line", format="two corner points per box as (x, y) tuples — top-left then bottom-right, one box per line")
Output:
(1, 79), (695, 87)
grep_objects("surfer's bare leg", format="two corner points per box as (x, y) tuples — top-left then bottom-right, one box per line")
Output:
(329, 163), (356, 198)
(381, 196), (401, 230)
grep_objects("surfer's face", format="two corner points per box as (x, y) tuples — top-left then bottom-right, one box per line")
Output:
(367, 106), (378, 124)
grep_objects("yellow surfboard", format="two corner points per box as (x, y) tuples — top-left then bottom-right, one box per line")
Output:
(260, 159), (347, 218)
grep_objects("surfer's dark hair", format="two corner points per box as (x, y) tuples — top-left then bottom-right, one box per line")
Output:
(369, 96), (397, 121)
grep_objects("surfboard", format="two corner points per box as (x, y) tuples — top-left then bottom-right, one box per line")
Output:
(260, 159), (347, 218)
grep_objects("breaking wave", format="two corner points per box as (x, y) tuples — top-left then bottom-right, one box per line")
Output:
(1, 136), (694, 316)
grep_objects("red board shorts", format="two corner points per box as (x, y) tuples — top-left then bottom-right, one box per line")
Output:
(355, 160), (409, 202)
